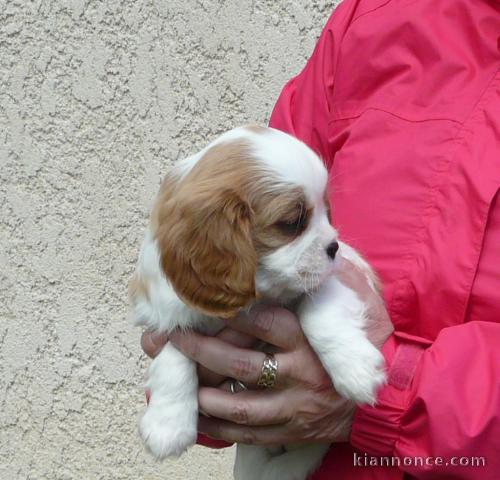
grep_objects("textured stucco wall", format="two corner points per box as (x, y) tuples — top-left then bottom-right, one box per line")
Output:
(0, 1), (339, 478)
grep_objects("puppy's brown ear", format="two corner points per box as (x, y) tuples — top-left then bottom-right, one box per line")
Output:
(156, 186), (257, 318)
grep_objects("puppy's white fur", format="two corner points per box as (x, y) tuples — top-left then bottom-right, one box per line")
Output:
(131, 127), (386, 480)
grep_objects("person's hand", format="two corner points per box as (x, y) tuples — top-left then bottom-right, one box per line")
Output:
(141, 257), (393, 446)
(175, 308), (359, 446)
(141, 322), (258, 387)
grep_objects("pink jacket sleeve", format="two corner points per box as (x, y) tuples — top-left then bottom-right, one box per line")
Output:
(351, 323), (500, 479)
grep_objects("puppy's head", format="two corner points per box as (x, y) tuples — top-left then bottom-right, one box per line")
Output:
(153, 126), (338, 318)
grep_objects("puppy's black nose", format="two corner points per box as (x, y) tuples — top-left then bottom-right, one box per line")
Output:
(326, 241), (339, 260)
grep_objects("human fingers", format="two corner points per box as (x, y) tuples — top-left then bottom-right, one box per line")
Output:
(170, 330), (293, 387)
(198, 327), (257, 387)
(224, 305), (305, 350)
(198, 416), (289, 446)
(198, 387), (291, 426)
(140, 330), (169, 358)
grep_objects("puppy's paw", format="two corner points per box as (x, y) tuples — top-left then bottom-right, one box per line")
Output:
(332, 343), (386, 405)
(140, 403), (197, 459)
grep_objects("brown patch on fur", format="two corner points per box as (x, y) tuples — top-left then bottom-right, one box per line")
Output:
(128, 272), (149, 303)
(152, 138), (315, 318)
(252, 188), (310, 254)
(129, 169), (177, 308)
(150, 173), (179, 234)
(155, 141), (263, 318)
(244, 124), (267, 134)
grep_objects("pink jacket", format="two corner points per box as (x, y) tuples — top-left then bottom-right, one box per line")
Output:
(269, 0), (500, 478)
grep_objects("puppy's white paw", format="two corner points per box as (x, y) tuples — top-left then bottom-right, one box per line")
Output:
(332, 343), (386, 405)
(140, 403), (197, 459)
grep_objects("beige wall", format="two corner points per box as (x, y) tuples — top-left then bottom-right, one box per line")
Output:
(0, 1), (339, 478)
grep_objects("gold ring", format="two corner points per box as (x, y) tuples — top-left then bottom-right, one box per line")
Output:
(257, 354), (278, 388)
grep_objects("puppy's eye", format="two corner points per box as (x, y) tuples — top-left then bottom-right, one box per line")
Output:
(276, 209), (308, 235)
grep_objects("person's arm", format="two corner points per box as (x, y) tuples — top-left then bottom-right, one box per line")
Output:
(165, 257), (394, 443)
(268, 2), (500, 477)
(268, 0), (357, 169)
(350, 322), (500, 479)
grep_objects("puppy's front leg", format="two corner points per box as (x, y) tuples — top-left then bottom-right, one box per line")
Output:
(299, 276), (386, 405)
(140, 342), (198, 459)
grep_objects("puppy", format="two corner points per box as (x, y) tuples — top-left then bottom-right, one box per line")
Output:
(129, 126), (386, 480)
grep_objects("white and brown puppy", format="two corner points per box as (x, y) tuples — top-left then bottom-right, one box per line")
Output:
(129, 126), (386, 480)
